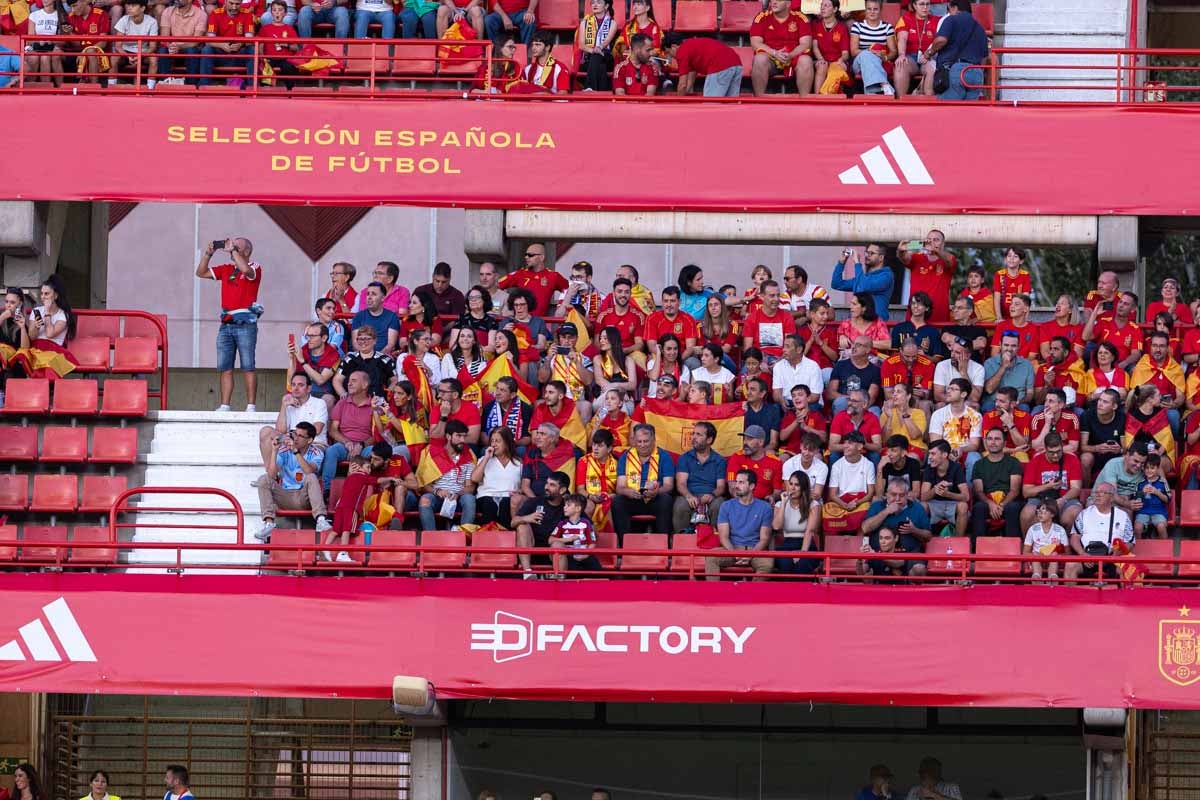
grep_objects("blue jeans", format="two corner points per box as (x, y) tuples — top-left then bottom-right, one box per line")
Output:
(198, 45), (255, 86)
(419, 492), (477, 530)
(399, 7), (437, 37)
(260, 9), (296, 24)
(938, 62), (982, 101)
(775, 537), (819, 575)
(298, 4), (351, 37)
(157, 45), (203, 82)
(215, 321), (257, 370)
(321, 442), (373, 491)
(354, 8), (395, 37)
(853, 50), (889, 92)
(703, 64), (743, 97)
(484, 7), (534, 45)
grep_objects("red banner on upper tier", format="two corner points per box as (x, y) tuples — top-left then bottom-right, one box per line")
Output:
(1, 96), (1199, 214)
(2, 574), (1200, 707)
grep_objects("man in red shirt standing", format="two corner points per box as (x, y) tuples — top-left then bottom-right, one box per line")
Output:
(196, 236), (263, 412)
(664, 31), (743, 97)
(615, 33), (657, 95)
(498, 241), (569, 316)
(898, 229), (957, 323)
(199, 0), (256, 86)
(749, 0), (813, 97)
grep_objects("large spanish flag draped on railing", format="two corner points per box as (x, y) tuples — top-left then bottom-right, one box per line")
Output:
(639, 399), (744, 457)
(461, 356), (536, 409)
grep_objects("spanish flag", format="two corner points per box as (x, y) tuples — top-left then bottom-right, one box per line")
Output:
(400, 354), (434, 416)
(1125, 408), (1176, 461)
(638, 398), (744, 458)
(566, 307), (591, 353)
(414, 442), (476, 491)
(462, 356), (537, 409)
(362, 488), (396, 530)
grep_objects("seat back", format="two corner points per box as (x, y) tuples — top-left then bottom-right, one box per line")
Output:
(1136, 538), (1176, 580)
(370, 529), (418, 569)
(669, 532), (703, 574)
(0, 524), (16, 561)
(3, 379), (50, 415)
(75, 315), (121, 340)
(345, 41), (390, 77)
(122, 314), (166, 342)
(69, 526), (118, 564)
(1180, 490), (1200, 529)
(20, 525), (68, 562)
(80, 475), (129, 513)
(31, 474), (79, 512)
(393, 42), (437, 76)
(100, 379), (149, 417)
(822, 535), (861, 575)
(538, 0), (581, 30)
(972, 536), (1022, 577)
(0, 425), (38, 461)
(51, 379), (100, 416)
(112, 337), (159, 373)
(926, 537), (971, 576)
(972, 2), (994, 35)
(91, 426), (139, 464)
(620, 533), (669, 572)
(594, 529), (618, 569)
(420, 530), (468, 571)
(881, 1), (901, 24)
(720, 1), (761, 33)
(41, 426), (89, 463)
(471, 529), (517, 570)
(265, 529), (317, 568)
(672, 1), (717, 32)
(69, 337), (112, 372)
(1178, 540), (1200, 580)
(0, 474), (29, 510)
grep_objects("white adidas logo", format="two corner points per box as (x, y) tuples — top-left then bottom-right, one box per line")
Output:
(838, 126), (934, 186)
(0, 598), (97, 663)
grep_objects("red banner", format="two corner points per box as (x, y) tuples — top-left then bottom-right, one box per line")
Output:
(2, 96), (1199, 214)
(3, 574), (1200, 707)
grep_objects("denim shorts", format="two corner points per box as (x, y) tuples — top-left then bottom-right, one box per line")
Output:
(216, 321), (258, 371)
(1135, 513), (1167, 526)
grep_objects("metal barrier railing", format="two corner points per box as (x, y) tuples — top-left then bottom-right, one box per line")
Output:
(971, 47), (1200, 103)
(74, 308), (170, 409)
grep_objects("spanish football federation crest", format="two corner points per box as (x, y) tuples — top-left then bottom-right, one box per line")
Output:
(1160, 607), (1200, 686)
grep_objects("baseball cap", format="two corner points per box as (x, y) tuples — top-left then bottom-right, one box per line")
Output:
(741, 425), (767, 440)
(557, 322), (579, 337)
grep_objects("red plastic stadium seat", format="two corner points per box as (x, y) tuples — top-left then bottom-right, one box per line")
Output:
(538, 0), (581, 30)
(20, 525), (67, 563)
(594, 529), (618, 569)
(100, 380), (148, 417)
(112, 338), (159, 373)
(80, 475), (129, 513)
(670, 532), (703, 574)
(51, 380), (99, 416)
(369, 529), (418, 569)
(344, 41), (391, 77)
(0, 474), (29, 511)
(0, 525), (15, 561)
(75, 315), (121, 340)
(470, 529), (517, 571)
(1136, 538), (1176, 580)
(972, 2), (994, 35)
(329, 477), (346, 510)
(673, 1), (716, 32)
(1178, 540), (1200, 581)
(41, 426), (88, 463)
(972, 536), (1022, 578)
(620, 533), (669, 572)
(926, 537), (970, 576)
(822, 534), (861, 575)
(420, 530), (468, 572)
(732, 45), (753, 77)
(720, 1), (761, 33)
(122, 314), (166, 341)
(90, 426), (138, 464)
(31, 474), (79, 513)
(881, 1), (901, 24)
(3, 379), (50, 415)
(1180, 491), (1200, 533)
(393, 43), (437, 77)
(69, 337), (111, 372)
(0, 425), (38, 461)
(551, 44), (577, 76)
(69, 526), (118, 565)
(265, 528), (317, 570)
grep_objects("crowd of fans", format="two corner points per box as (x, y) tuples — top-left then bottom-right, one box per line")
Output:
(225, 227), (1200, 581)
(2, 0), (988, 100)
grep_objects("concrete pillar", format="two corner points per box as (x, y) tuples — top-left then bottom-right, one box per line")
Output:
(464, 209), (507, 265)
(89, 202), (110, 308)
(1097, 216), (1139, 276)
(0, 201), (71, 290)
(411, 728), (446, 800)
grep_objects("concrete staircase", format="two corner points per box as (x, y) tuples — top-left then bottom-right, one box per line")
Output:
(128, 410), (277, 572)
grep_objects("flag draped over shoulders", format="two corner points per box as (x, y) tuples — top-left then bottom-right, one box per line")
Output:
(638, 399), (744, 457)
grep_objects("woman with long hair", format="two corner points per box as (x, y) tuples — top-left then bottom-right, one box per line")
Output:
(836, 291), (891, 357)
(1126, 384), (1176, 470)
(587, 387), (632, 449)
(691, 343), (735, 401)
(879, 382), (927, 458)
(397, 327), (440, 415)
(493, 329), (521, 366)
(379, 379), (428, 462)
(471, 426), (522, 528)
(612, 0), (661, 64)
(1038, 293), (1083, 362)
(10, 276), (79, 380)
(677, 263), (715, 321)
(25, 0), (65, 87)
(1147, 277), (1193, 326)
(441, 327), (488, 382)
(593, 325), (637, 401)
(80, 769), (120, 800)
(1153, 311), (1184, 362)
(698, 293), (738, 366)
(646, 333), (691, 398)
(399, 291), (442, 351)
(13, 764), (47, 800)
(1084, 341), (1127, 404)
(0, 288), (31, 405)
(30, 274), (76, 346)
(450, 285), (499, 354)
(773, 471), (822, 575)
(576, 0), (617, 91)
(473, 34), (523, 92)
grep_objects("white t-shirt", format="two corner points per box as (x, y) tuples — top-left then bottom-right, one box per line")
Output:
(645, 363), (692, 399)
(933, 357), (985, 390)
(475, 456), (522, 498)
(32, 306), (68, 345)
(286, 396), (330, 444)
(1024, 522), (1068, 553)
(828, 455), (875, 497)
(422, 351), (443, 384)
(114, 13), (158, 53)
(29, 7), (60, 36)
(782, 453), (829, 492)
(928, 404), (983, 444)
(772, 356), (824, 398)
(1073, 506), (1134, 550)
(691, 365), (735, 387)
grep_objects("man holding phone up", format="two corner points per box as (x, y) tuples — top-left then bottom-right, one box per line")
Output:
(537, 323), (594, 422)
(196, 236), (263, 412)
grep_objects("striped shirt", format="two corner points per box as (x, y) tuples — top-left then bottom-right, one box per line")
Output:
(850, 19), (894, 48)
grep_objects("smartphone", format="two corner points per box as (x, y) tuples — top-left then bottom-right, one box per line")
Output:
(212, 239), (226, 251)
(1102, 300), (1114, 311)
(906, 239), (923, 251)
(33, 309), (43, 322)
(288, 333), (296, 350)
(862, 535), (870, 547)
(556, 345), (570, 355)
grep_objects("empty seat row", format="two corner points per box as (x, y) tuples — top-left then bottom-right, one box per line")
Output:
(70, 336), (160, 374)
(0, 425), (137, 464)
(75, 314), (165, 343)
(0, 474), (128, 514)
(0, 524), (118, 565)
(2, 379), (148, 417)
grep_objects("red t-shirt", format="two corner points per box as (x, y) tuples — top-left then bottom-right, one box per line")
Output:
(615, 61), (657, 95)
(880, 354), (934, 392)
(1038, 320), (1082, 353)
(742, 307), (796, 359)
(644, 310), (700, 347)
(1030, 410), (1081, 447)
(498, 268), (569, 316)
(1185, 328), (1200, 362)
(830, 410), (882, 444)
(905, 252), (957, 322)
(726, 452), (784, 500)
(1083, 290), (1138, 323)
(297, 344), (340, 375)
(810, 18), (849, 61)
(894, 10), (939, 53)
(207, 6), (257, 36)
(64, 8), (109, 46)
(1022, 452), (1082, 499)
(431, 400), (482, 429)
(675, 36), (741, 75)
(982, 408), (1031, 452)
(259, 22), (295, 56)
(1033, 358), (1083, 393)
(799, 324), (839, 369)
(595, 307), (645, 350)
(1094, 319), (1143, 363)
(992, 269), (1031, 316)
(211, 263), (262, 311)
(780, 408), (827, 454)
(749, 10), (808, 53)
(990, 321), (1039, 360)
(1147, 300), (1194, 326)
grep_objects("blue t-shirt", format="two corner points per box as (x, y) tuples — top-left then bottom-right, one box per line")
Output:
(351, 308), (401, 347)
(1138, 477), (1171, 518)
(891, 321), (945, 359)
(865, 499), (931, 553)
(616, 448), (676, 490)
(936, 11), (989, 67)
(675, 449), (727, 496)
(717, 497), (773, 547)
(744, 402), (783, 436)
(680, 287), (716, 321)
(275, 444), (325, 490)
(830, 358), (882, 397)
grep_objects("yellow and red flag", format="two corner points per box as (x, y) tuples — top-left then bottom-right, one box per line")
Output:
(637, 398), (744, 458)
(565, 307), (592, 353)
(461, 356), (537, 409)
(400, 354), (434, 416)
(414, 443), (476, 490)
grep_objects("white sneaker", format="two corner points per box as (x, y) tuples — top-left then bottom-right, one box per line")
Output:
(320, 550), (333, 562)
(215, 404), (232, 412)
(146, 78), (157, 90)
(522, 570), (538, 580)
(335, 552), (354, 563)
(314, 516), (333, 534)
(253, 520), (275, 542)
(882, 84), (895, 96)
(245, 404), (257, 413)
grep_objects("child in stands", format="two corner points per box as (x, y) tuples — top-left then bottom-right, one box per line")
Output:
(321, 443), (392, 563)
(1023, 499), (1067, 582)
(548, 493), (601, 574)
(1135, 453), (1171, 540)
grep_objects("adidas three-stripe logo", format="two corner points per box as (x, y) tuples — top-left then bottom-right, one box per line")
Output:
(0, 598), (97, 662)
(838, 126), (934, 186)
